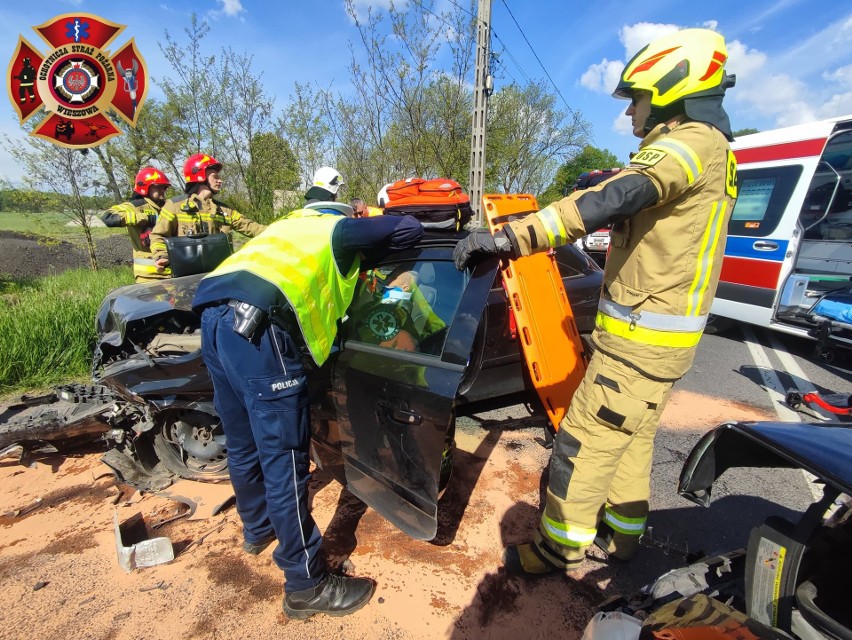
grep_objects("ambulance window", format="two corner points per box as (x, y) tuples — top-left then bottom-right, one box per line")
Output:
(728, 165), (803, 237)
(802, 131), (852, 241)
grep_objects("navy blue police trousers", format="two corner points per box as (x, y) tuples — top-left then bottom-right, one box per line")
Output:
(200, 303), (325, 593)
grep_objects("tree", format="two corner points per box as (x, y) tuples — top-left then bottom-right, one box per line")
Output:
(158, 16), (278, 216)
(158, 15), (219, 158)
(282, 0), (590, 207)
(538, 145), (623, 207)
(313, 0), (478, 202)
(245, 132), (300, 223)
(5, 132), (104, 269)
(733, 128), (759, 138)
(487, 82), (588, 195)
(277, 82), (336, 193)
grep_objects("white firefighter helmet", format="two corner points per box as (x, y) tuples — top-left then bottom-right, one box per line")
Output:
(312, 166), (345, 195)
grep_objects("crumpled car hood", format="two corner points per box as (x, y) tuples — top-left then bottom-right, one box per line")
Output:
(678, 421), (852, 507)
(96, 274), (204, 347)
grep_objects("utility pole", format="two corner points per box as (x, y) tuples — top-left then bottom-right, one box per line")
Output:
(469, 0), (492, 226)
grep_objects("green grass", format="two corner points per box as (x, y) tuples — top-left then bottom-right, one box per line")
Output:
(0, 210), (125, 243)
(0, 266), (133, 393)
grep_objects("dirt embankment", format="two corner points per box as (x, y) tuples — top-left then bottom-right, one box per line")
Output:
(0, 230), (131, 281)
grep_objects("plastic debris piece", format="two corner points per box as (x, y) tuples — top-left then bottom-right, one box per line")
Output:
(114, 509), (174, 572)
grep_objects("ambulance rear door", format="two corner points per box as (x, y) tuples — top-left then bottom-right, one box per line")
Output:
(712, 120), (837, 329)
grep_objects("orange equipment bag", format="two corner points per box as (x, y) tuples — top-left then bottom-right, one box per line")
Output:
(482, 193), (587, 433)
(383, 178), (474, 231)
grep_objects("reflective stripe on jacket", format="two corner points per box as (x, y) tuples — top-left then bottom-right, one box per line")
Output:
(202, 210), (359, 365)
(506, 120), (736, 379)
(100, 198), (170, 282)
(149, 194), (267, 262)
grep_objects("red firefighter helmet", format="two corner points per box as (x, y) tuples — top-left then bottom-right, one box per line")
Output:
(183, 153), (222, 184)
(134, 166), (172, 197)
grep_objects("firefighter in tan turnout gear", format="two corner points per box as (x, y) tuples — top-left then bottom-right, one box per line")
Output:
(100, 167), (173, 283)
(455, 28), (739, 575)
(150, 153), (267, 275)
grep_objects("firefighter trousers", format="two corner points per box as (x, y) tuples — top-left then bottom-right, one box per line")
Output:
(535, 348), (673, 568)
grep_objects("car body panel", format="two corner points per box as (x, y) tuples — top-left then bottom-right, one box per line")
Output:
(331, 248), (499, 540)
(678, 421), (852, 507)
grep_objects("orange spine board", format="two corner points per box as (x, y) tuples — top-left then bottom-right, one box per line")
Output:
(482, 194), (587, 433)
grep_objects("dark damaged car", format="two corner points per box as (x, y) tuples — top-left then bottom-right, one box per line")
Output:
(0, 232), (601, 541)
(586, 420), (852, 639)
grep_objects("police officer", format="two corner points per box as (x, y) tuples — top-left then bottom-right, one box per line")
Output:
(191, 197), (423, 618)
(100, 167), (172, 283)
(454, 28), (738, 575)
(150, 153), (267, 275)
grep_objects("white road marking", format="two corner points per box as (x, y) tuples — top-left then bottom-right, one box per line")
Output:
(740, 324), (801, 422)
(743, 325), (824, 500)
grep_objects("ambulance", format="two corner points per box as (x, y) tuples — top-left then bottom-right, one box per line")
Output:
(709, 114), (852, 337)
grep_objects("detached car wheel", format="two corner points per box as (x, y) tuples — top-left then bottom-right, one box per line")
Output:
(153, 410), (229, 481)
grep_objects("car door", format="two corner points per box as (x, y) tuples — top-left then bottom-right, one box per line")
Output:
(331, 245), (498, 540)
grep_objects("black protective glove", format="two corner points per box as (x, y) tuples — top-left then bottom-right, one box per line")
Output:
(453, 228), (515, 271)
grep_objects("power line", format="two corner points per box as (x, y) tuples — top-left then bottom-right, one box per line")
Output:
(497, 0), (580, 121)
(396, 0), (595, 144)
(491, 30), (532, 84)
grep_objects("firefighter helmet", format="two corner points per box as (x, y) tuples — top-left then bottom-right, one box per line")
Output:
(614, 28), (735, 139)
(613, 28), (733, 106)
(134, 166), (172, 197)
(183, 153), (222, 185)
(312, 166), (345, 196)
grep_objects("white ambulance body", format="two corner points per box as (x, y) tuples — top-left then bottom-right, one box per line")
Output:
(711, 114), (852, 338)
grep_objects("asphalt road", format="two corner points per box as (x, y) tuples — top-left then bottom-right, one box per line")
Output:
(681, 324), (852, 418)
(461, 323), (851, 598)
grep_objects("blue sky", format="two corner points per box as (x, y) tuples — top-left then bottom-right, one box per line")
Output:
(1, 0), (850, 186)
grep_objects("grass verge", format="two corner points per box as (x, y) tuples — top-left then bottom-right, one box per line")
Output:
(0, 266), (133, 394)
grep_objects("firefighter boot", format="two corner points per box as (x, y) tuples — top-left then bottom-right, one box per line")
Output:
(502, 543), (560, 578)
(283, 573), (375, 620)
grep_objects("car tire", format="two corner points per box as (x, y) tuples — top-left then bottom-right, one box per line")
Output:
(152, 410), (230, 481)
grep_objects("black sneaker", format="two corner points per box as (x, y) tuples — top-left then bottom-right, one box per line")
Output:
(242, 533), (276, 555)
(283, 574), (375, 620)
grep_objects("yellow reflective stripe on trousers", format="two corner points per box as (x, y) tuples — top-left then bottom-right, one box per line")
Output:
(595, 312), (703, 348)
(686, 200), (728, 316)
(542, 515), (597, 548)
(534, 206), (569, 247)
(603, 507), (646, 536)
(644, 139), (703, 184)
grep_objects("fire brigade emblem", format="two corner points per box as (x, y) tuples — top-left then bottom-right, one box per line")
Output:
(6, 13), (149, 149)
